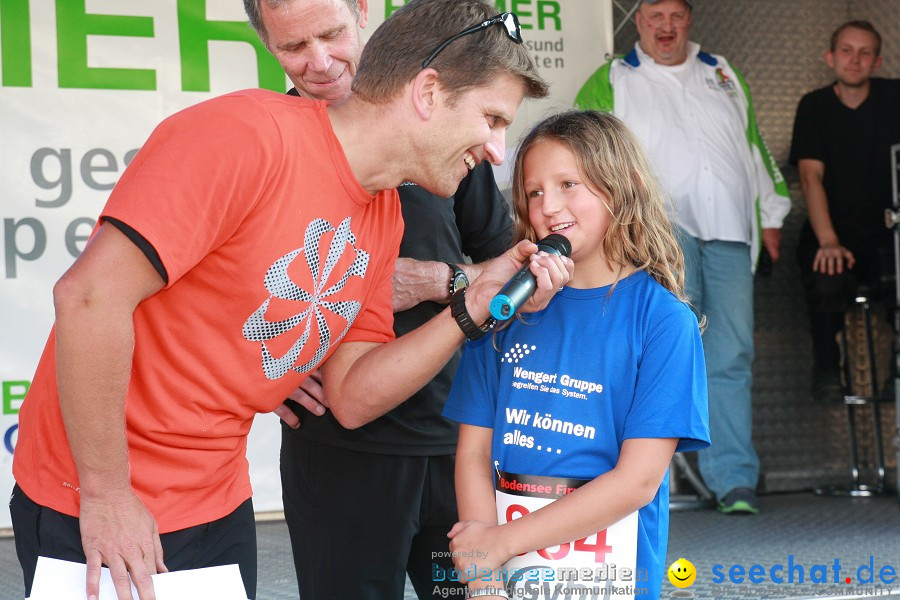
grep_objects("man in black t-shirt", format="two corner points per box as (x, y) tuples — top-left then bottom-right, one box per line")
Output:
(246, 1), (514, 598)
(789, 20), (900, 400)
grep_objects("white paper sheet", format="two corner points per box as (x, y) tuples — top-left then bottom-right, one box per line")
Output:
(27, 556), (248, 600)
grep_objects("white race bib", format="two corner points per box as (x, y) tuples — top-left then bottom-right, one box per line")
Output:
(494, 470), (639, 600)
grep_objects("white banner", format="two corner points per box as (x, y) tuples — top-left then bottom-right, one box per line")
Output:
(0, 0), (612, 529)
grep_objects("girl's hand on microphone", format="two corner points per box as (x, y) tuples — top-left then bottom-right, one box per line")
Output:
(466, 240), (573, 321)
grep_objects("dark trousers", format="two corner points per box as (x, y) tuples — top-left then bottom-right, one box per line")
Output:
(796, 226), (895, 371)
(9, 484), (258, 599)
(281, 430), (466, 600)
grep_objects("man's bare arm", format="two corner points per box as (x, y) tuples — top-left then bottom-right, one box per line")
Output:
(798, 158), (855, 274)
(323, 240), (572, 429)
(391, 258), (491, 312)
(55, 223), (167, 600)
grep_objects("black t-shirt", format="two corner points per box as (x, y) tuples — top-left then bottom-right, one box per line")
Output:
(789, 78), (900, 242)
(296, 161), (513, 454)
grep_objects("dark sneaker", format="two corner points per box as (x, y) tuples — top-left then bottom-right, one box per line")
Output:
(811, 368), (844, 402)
(718, 487), (759, 515)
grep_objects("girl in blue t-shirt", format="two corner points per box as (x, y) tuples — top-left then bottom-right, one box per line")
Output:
(443, 110), (710, 600)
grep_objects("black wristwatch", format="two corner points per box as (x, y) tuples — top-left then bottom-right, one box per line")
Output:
(445, 262), (469, 296)
(450, 287), (497, 341)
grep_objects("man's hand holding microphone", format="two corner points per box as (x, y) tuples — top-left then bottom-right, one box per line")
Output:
(454, 236), (573, 340)
(490, 234), (572, 320)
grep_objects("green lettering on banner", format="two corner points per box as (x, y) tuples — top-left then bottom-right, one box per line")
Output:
(389, 1), (562, 31)
(1, 0), (31, 86)
(384, 0), (406, 19)
(177, 0), (284, 92)
(505, 0), (559, 30)
(510, 0), (533, 28)
(56, 0), (156, 90)
(3, 380), (29, 415)
(536, 1), (561, 31)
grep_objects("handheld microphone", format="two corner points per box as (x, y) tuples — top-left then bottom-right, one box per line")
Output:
(489, 234), (572, 321)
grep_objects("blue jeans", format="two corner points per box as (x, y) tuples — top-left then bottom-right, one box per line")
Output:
(679, 231), (759, 499)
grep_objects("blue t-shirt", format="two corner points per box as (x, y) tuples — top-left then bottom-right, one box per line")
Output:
(444, 270), (710, 599)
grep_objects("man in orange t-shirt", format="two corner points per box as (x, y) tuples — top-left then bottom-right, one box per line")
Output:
(10, 2), (568, 600)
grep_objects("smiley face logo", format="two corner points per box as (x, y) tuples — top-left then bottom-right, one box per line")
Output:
(667, 558), (696, 588)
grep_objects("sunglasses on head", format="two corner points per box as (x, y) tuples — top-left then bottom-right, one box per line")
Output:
(421, 12), (523, 69)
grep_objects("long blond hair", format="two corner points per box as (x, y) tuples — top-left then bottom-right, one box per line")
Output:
(510, 110), (687, 302)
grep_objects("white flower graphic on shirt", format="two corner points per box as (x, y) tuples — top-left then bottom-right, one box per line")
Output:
(242, 217), (369, 380)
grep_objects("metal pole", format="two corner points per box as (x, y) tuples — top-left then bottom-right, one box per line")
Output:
(892, 144), (900, 499)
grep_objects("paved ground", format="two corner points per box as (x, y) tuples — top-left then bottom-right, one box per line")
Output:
(2, 492), (899, 599)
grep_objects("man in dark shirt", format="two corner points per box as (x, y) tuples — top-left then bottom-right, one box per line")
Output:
(245, 0), (514, 597)
(790, 20), (900, 400)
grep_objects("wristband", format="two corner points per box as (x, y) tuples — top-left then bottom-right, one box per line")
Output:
(450, 287), (497, 341)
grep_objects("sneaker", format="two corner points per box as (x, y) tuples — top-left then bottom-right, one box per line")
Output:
(811, 368), (844, 402)
(718, 487), (759, 515)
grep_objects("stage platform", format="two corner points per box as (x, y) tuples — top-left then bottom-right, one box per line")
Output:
(1, 491), (897, 599)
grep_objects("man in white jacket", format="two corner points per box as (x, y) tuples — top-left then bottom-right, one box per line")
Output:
(576, 0), (790, 514)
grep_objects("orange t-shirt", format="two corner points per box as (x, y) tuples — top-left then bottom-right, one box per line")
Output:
(14, 91), (403, 532)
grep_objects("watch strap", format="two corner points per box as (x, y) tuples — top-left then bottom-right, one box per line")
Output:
(450, 287), (496, 341)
